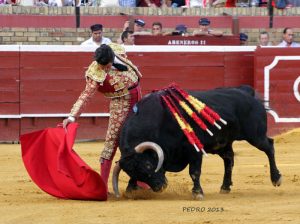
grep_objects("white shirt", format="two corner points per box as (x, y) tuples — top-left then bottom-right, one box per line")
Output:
(190, 0), (202, 7)
(277, 40), (300, 47)
(81, 37), (112, 46)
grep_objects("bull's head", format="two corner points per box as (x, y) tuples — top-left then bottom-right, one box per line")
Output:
(112, 142), (167, 197)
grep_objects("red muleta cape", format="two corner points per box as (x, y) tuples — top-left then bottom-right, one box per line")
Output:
(20, 123), (107, 201)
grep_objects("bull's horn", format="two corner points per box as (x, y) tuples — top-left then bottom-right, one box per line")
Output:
(112, 162), (121, 198)
(135, 141), (164, 172)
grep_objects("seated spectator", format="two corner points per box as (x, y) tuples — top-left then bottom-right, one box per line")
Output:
(134, 19), (146, 32)
(19, 0), (35, 6)
(258, 31), (272, 46)
(81, 24), (112, 46)
(100, 0), (119, 7)
(192, 18), (223, 37)
(212, 0), (226, 7)
(152, 22), (163, 36)
(138, 0), (167, 7)
(3, 0), (19, 4)
(166, 0), (186, 7)
(173, 24), (189, 36)
(133, 19), (152, 35)
(277, 27), (300, 47)
(119, 0), (136, 7)
(189, 0), (203, 7)
(122, 19), (149, 33)
(119, 19), (151, 44)
(121, 30), (135, 45)
(35, 0), (49, 6)
(240, 33), (248, 45)
(48, 0), (62, 6)
(288, 0), (300, 7)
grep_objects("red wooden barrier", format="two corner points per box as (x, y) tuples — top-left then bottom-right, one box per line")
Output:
(1, 46), (255, 141)
(3, 45), (299, 141)
(254, 47), (300, 136)
(0, 49), (20, 141)
(134, 35), (241, 46)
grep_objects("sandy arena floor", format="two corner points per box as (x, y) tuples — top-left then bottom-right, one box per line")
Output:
(0, 129), (300, 224)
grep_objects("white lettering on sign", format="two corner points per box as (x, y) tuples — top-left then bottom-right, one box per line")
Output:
(167, 39), (206, 45)
(293, 76), (300, 102)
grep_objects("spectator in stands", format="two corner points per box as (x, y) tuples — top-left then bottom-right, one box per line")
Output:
(240, 32), (248, 45)
(173, 24), (189, 36)
(133, 19), (148, 33)
(118, 19), (150, 44)
(152, 22), (164, 36)
(258, 31), (272, 46)
(166, 0), (186, 7)
(133, 19), (152, 35)
(36, 0), (78, 7)
(138, 0), (167, 7)
(134, 19), (146, 32)
(122, 19), (150, 34)
(192, 18), (223, 37)
(2, 0), (18, 5)
(119, 0), (136, 7)
(48, 0), (62, 6)
(288, 0), (300, 7)
(121, 30), (135, 45)
(277, 27), (300, 47)
(211, 0), (226, 7)
(81, 24), (111, 46)
(189, 0), (203, 7)
(62, 0), (76, 6)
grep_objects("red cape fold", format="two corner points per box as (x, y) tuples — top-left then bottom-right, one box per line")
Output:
(20, 123), (107, 201)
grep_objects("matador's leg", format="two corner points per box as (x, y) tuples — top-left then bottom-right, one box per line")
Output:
(100, 95), (131, 192)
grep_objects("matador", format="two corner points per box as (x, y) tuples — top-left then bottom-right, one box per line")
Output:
(63, 43), (142, 192)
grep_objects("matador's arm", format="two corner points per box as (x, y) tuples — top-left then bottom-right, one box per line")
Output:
(69, 78), (98, 119)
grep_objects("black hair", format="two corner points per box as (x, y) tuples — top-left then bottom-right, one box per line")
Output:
(260, 31), (269, 36)
(283, 27), (291, 34)
(152, 22), (162, 29)
(90, 24), (103, 32)
(121, 30), (134, 43)
(94, 44), (115, 65)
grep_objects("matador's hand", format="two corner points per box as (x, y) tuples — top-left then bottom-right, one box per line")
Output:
(62, 117), (75, 130)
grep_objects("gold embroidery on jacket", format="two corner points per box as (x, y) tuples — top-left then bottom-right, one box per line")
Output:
(69, 78), (98, 118)
(85, 61), (106, 83)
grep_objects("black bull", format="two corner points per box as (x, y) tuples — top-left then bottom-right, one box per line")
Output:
(112, 85), (282, 199)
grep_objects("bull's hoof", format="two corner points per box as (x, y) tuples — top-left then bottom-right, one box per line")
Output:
(220, 188), (231, 194)
(192, 192), (204, 200)
(220, 184), (231, 194)
(272, 175), (282, 187)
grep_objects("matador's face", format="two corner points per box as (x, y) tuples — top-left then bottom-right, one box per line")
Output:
(99, 62), (112, 73)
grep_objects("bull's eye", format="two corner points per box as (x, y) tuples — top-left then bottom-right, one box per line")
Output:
(145, 162), (153, 170)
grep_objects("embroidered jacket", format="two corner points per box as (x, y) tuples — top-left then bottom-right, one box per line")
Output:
(69, 46), (141, 118)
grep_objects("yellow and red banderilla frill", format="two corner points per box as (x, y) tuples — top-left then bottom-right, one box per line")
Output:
(161, 95), (207, 156)
(161, 84), (227, 156)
